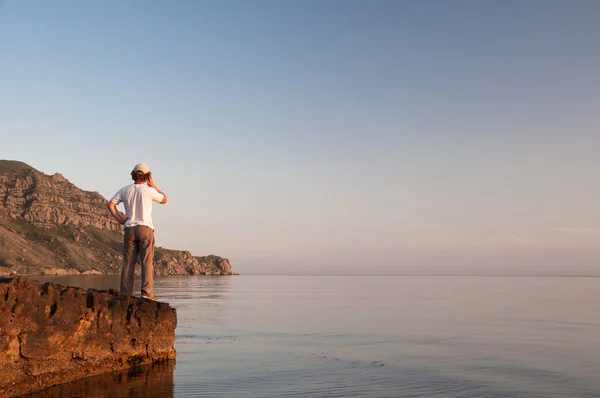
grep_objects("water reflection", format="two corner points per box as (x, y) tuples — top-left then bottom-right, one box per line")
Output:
(159, 276), (232, 328)
(28, 361), (175, 398)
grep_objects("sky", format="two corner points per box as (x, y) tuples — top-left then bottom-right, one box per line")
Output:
(1, 1), (599, 275)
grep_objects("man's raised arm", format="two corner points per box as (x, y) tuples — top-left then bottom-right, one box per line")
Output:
(148, 176), (167, 204)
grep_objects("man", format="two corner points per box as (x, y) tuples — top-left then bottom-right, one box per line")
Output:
(107, 163), (167, 300)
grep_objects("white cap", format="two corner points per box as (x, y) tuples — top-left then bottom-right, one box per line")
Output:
(132, 163), (150, 174)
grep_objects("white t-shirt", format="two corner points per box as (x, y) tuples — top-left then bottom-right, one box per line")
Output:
(110, 184), (165, 230)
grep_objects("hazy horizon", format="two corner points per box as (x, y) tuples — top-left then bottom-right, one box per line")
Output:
(1, 1), (599, 276)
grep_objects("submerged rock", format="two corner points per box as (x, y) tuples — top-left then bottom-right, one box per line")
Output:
(0, 276), (177, 397)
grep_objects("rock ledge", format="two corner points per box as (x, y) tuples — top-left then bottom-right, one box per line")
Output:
(0, 277), (177, 397)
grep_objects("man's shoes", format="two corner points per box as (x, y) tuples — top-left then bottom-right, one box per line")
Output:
(142, 295), (158, 302)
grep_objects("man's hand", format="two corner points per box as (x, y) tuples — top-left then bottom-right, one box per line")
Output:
(147, 176), (156, 188)
(108, 202), (129, 225)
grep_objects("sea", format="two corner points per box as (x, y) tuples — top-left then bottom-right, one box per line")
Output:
(26, 275), (600, 398)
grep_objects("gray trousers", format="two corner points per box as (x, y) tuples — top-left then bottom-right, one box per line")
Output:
(121, 225), (155, 297)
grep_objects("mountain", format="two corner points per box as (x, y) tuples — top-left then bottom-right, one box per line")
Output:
(0, 160), (233, 276)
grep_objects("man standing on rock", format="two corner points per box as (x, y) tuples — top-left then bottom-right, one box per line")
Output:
(107, 163), (167, 300)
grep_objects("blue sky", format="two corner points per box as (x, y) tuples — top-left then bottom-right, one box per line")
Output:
(1, 1), (599, 275)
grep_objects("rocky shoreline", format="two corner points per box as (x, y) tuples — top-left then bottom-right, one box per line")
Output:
(0, 251), (235, 277)
(0, 276), (177, 397)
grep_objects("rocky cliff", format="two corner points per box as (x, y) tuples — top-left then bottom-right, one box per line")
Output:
(0, 160), (234, 276)
(0, 161), (121, 231)
(0, 276), (177, 396)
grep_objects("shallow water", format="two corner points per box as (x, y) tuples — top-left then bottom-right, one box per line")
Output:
(29, 275), (600, 397)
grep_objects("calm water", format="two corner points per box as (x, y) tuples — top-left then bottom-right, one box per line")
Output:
(29, 275), (600, 397)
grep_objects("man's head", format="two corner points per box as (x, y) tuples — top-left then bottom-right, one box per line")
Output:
(131, 163), (151, 183)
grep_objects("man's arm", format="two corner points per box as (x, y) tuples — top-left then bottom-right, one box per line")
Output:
(148, 176), (168, 204)
(107, 201), (128, 224)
